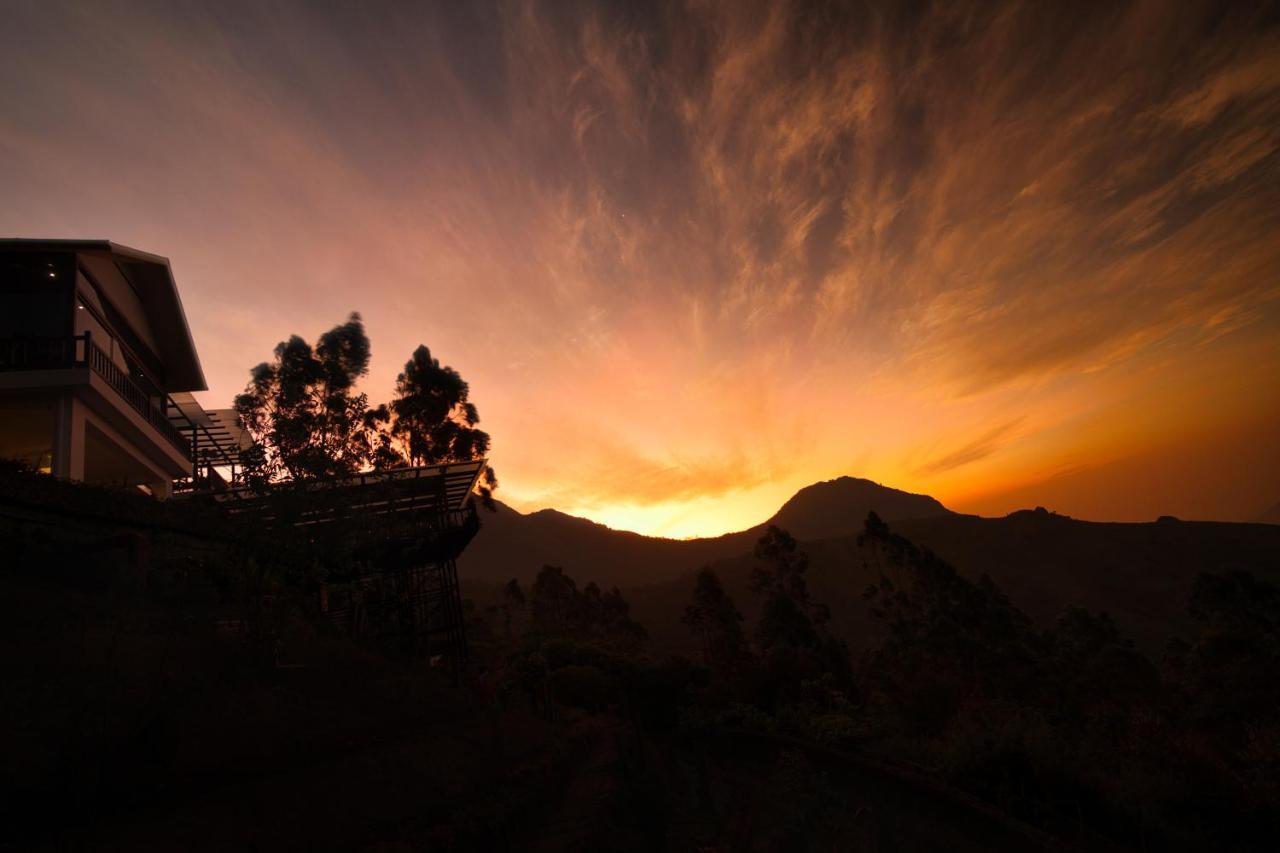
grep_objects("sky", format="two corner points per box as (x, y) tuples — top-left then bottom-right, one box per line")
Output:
(3, 0), (1279, 537)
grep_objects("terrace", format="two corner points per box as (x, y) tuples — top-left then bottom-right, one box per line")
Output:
(0, 332), (191, 458)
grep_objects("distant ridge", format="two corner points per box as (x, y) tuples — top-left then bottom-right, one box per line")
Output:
(460, 476), (1280, 656)
(459, 476), (954, 587)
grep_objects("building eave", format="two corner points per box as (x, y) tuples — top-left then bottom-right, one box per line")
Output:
(1, 238), (209, 392)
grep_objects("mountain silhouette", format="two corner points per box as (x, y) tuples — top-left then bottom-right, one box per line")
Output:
(461, 479), (1280, 656)
(765, 476), (950, 540)
(458, 476), (952, 587)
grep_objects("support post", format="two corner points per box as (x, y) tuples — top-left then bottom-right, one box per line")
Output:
(51, 394), (85, 481)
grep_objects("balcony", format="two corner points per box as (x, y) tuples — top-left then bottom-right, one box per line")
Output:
(0, 333), (192, 460)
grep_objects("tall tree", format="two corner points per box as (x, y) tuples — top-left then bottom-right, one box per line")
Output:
(234, 313), (375, 482)
(389, 344), (498, 506)
(683, 568), (748, 669)
(751, 525), (830, 652)
(527, 565), (647, 650)
(530, 565), (578, 636)
(234, 318), (499, 508)
(858, 511), (1043, 704)
(501, 578), (526, 640)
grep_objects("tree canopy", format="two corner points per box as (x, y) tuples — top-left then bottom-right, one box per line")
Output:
(234, 313), (497, 505)
(682, 568), (748, 670)
(234, 313), (375, 482)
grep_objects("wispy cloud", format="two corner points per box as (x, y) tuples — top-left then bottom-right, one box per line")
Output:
(1, 0), (1278, 531)
(914, 418), (1027, 478)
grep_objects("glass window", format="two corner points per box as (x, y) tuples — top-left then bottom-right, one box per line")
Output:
(0, 253), (74, 337)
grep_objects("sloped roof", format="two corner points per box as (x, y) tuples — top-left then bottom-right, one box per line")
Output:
(0, 239), (207, 391)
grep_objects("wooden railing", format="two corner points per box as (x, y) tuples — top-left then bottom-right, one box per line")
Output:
(0, 333), (191, 460)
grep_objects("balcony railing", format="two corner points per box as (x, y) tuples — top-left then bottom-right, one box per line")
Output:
(0, 333), (192, 460)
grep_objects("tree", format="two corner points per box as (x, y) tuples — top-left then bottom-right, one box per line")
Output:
(750, 525), (830, 651)
(501, 578), (526, 640)
(234, 313), (376, 482)
(389, 345), (498, 507)
(234, 316), (499, 508)
(1178, 570), (1280, 738)
(1046, 607), (1159, 723)
(527, 565), (647, 651)
(579, 581), (648, 651)
(750, 525), (811, 604)
(858, 511), (1043, 708)
(530, 565), (578, 636)
(683, 569), (748, 669)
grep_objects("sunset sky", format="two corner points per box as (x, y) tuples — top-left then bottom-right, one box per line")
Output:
(3, 1), (1278, 537)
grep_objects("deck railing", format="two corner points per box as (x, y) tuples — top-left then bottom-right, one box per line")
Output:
(0, 333), (192, 460)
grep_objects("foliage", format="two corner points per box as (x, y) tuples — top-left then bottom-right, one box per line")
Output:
(234, 313), (376, 482)
(234, 313), (497, 505)
(750, 525), (830, 649)
(858, 510), (1045, 710)
(459, 509), (1280, 850)
(1175, 570), (1280, 741)
(389, 345), (498, 506)
(748, 526), (852, 700)
(528, 565), (647, 653)
(681, 569), (748, 670)
(500, 578), (526, 639)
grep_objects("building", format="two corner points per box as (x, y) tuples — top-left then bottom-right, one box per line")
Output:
(0, 239), (233, 497)
(1, 238), (481, 669)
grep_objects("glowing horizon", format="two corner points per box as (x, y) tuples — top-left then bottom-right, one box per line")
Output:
(2, 1), (1278, 537)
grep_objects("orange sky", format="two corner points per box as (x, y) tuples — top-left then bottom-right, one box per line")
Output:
(3, 1), (1278, 537)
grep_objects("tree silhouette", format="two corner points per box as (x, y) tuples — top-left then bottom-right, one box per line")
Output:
(683, 568), (748, 670)
(234, 317), (498, 506)
(389, 344), (498, 507)
(750, 525), (831, 653)
(530, 565), (578, 636)
(859, 511), (1044, 709)
(1178, 570), (1280, 739)
(501, 578), (526, 640)
(234, 313), (376, 482)
(527, 564), (646, 651)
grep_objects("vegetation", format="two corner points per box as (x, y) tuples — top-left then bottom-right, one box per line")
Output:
(461, 513), (1280, 850)
(234, 312), (497, 503)
(4, 453), (1278, 849)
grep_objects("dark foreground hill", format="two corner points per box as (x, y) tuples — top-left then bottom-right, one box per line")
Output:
(458, 476), (950, 587)
(0, 469), (1096, 852)
(7, 465), (1277, 850)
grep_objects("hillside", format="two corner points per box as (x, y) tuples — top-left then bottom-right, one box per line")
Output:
(627, 508), (1280, 656)
(463, 478), (1280, 654)
(458, 477), (951, 586)
(894, 510), (1280, 646)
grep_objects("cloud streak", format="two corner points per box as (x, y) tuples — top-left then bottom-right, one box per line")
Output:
(914, 418), (1027, 478)
(1, 0), (1278, 531)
